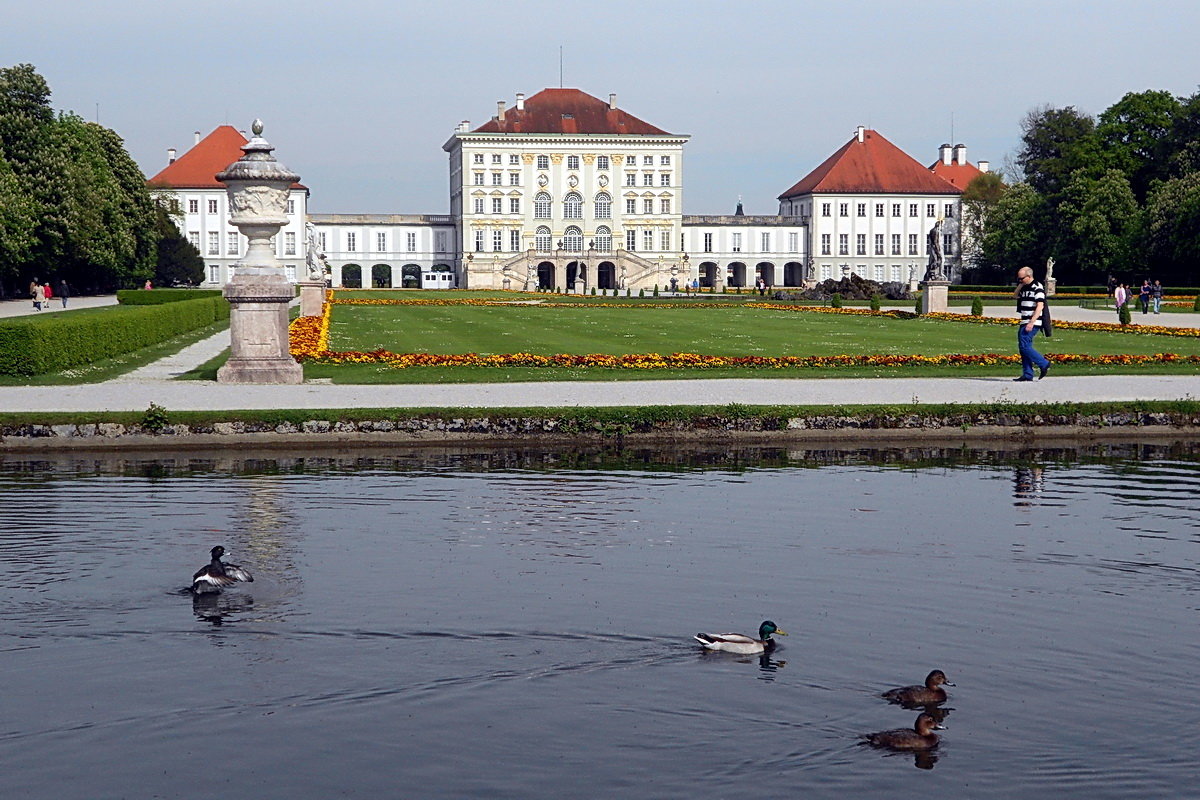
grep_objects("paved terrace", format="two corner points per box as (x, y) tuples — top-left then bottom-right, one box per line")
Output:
(0, 295), (1196, 413)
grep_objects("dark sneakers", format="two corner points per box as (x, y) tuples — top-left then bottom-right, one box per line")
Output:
(1013, 376), (1034, 382)
(1039, 364), (1051, 380)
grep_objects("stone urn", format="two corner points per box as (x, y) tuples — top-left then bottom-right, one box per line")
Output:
(215, 120), (303, 384)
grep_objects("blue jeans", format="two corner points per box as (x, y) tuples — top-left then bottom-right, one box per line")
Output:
(1017, 325), (1049, 379)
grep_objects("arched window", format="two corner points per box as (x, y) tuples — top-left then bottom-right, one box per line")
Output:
(594, 192), (611, 219)
(534, 192), (552, 219)
(535, 226), (552, 252)
(594, 226), (612, 252)
(563, 192), (582, 219)
(563, 226), (583, 251)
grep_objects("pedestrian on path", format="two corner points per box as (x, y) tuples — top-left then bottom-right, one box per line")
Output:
(1014, 266), (1050, 382)
(32, 282), (45, 311)
(57, 279), (70, 308)
(43, 282), (53, 307)
(1139, 280), (1151, 314)
(1114, 282), (1128, 319)
(1152, 280), (1163, 314)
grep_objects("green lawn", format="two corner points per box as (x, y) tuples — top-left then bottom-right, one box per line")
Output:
(328, 304), (1200, 358)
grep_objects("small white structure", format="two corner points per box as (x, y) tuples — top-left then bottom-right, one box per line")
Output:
(421, 270), (456, 289)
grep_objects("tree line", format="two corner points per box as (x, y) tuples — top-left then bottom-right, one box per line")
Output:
(967, 89), (1200, 287)
(0, 64), (201, 298)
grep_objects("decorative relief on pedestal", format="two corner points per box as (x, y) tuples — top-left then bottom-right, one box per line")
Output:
(537, 174), (549, 187)
(567, 175), (579, 188)
(229, 185), (289, 219)
(598, 175), (609, 187)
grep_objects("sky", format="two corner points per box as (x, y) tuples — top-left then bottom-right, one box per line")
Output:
(6, 0), (1200, 215)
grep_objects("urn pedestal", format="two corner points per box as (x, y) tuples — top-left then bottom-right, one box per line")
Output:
(921, 280), (950, 314)
(218, 275), (302, 384)
(1046, 277), (1057, 296)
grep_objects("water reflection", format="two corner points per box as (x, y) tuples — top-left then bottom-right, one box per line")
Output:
(1013, 465), (1046, 506)
(190, 589), (255, 627)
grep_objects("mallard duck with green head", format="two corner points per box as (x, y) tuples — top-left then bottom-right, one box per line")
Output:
(694, 620), (787, 654)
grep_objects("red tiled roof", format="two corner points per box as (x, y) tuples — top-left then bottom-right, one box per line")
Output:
(929, 160), (985, 190)
(779, 129), (961, 199)
(146, 125), (305, 189)
(471, 89), (674, 136)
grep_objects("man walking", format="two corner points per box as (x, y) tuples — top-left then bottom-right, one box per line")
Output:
(1015, 266), (1050, 382)
(1151, 280), (1163, 314)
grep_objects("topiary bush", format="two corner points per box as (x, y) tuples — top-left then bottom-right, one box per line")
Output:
(869, 294), (881, 312)
(971, 296), (984, 316)
(638, 288), (645, 297)
(830, 293), (843, 308)
(1194, 295), (1200, 312)
(653, 284), (659, 297)
(1119, 302), (1132, 326)
(914, 293), (923, 314)
(591, 286), (596, 295)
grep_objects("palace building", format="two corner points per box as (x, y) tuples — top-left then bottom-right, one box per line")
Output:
(150, 92), (987, 291)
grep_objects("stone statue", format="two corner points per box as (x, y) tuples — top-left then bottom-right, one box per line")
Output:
(1045, 256), (1055, 283)
(908, 265), (917, 282)
(524, 262), (534, 291)
(618, 265), (627, 289)
(804, 259), (816, 282)
(923, 219), (945, 281)
(305, 222), (325, 281)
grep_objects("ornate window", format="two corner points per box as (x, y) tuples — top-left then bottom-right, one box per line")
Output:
(535, 226), (552, 251)
(594, 192), (612, 219)
(534, 192), (552, 219)
(537, 155), (550, 170)
(567, 155), (580, 170)
(563, 226), (583, 251)
(597, 155), (610, 170)
(563, 192), (582, 219)
(595, 226), (612, 251)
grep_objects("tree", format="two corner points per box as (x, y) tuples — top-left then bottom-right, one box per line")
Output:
(0, 153), (37, 290)
(1017, 105), (1101, 197)
(979, 182), (1047, 276)
(960, 171), (1008, 273)
(1144, 171), (1200, 285)
(152, 196), (204, 286)
(1096, 90), (1181, 201)
(1056, 168), (1139, 278)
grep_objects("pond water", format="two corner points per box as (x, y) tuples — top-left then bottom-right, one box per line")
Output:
(3, 443), (1199, 799)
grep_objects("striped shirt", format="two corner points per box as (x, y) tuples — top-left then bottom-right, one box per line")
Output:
(1017, 280), (1045, 326)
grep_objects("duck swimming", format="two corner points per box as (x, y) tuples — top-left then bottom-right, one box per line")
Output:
(865, 713), (944, 751)
(191, 546), (254, 594)
(694, 620), (786, 654)
(882, 670), (954, 706)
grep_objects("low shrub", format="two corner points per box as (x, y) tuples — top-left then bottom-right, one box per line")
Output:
(971, 296), (984, 316)
(1119, 302), (1132, 326)
(830, 293), (843, 308)
(0, 296), (229, 376)
(1194, 295), (1200, 312)
(869, 294), (881, 312)
(117, 288), (222, 305)
(653, 284), (659, 297)
(914, 293), (923, 314)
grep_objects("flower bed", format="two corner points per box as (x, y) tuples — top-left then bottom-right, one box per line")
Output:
(288, 295), (1200, 370)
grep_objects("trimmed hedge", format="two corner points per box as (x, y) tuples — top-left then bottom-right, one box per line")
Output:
(117, 289), (222, 305)
(0, 296), (229, 376)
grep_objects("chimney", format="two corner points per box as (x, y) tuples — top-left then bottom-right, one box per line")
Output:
(953, 143), (967, 164)
(167, 147), (177, 164)
(939, 143), (952, 165)
(194, 131), (201, 146)
(458, 120), (470, 133)
(609, 93), (617, 110)
(496, 100), (506, 120)
(856, 125), (865, 143)
(516, 92), (525, 110)
(978, 160), (990, 173)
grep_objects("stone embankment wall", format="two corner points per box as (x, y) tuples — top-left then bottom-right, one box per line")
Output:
(1, 410), (1197, 451)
